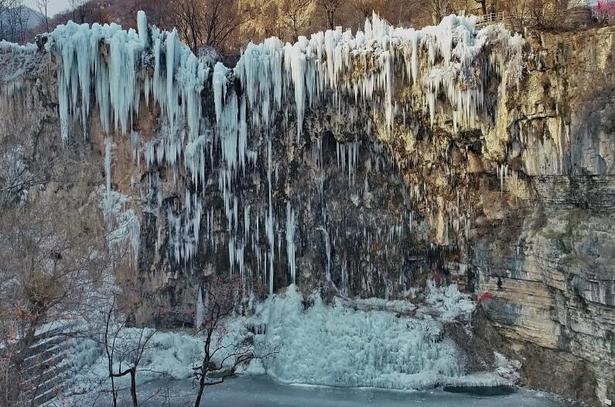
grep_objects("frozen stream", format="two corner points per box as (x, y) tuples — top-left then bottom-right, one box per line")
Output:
(108, 375), (566, 407)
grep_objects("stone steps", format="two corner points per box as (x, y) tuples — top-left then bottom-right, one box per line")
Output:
(27, 368), (71, 406)
(16, 325), (77, 406)
(23, 343), (69, 371)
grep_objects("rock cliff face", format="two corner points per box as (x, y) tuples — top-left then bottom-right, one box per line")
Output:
(472, 29), (615, 404)
(1, 15), (614, 405)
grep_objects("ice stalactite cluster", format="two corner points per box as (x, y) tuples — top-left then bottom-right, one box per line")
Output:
(100, 138), (140, 262)
(43, 11), (522, 295)
(50, 11), (208, 159)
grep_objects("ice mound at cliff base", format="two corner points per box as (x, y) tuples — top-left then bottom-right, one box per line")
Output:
(247, 284), (506, 390)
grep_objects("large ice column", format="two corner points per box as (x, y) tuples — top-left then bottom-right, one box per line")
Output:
(266, 139), (275, 294)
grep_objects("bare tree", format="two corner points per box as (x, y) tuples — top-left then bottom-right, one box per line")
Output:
(0, 105), (109, 405)
(69, 0), (86, 22)
(354, 0), (376, 18)
(13, 2), (28, 42)
(36, 0), (49, 31)
(171, 0), (242, 52)
(0, 0), (14, 39)
(429, 0), (452, 23)
(498, 0), (566, 30)
(350, 0), (403, 25)
(317, 0), (345, 30)
(352, 0), (398, 19)
(0, 0), (28, 42)
(0, 199), (107, 406)
(192, 275), (270, 407)
(102, 297), (156, 407)
(280, 0), (315, 41)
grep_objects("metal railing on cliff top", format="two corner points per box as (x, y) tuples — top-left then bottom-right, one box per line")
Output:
(475, 12), (506, 28)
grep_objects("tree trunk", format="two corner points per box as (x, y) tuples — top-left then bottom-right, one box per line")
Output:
(191, 25), (199, 52)
(194, 371), (206, 407)
(107, 354), (117, 407)
(130, 368), (138, 407)
(479, 0), (488, 15)
(5, 324), (38, 405)
(111, 375), (118, 407)
(292, 19), (299, 43)
(44, 5), (49, 32)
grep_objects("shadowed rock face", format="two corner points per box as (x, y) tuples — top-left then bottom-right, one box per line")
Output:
(1, 17), (614, 405)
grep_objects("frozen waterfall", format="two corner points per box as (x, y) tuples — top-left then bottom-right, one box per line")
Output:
(17, 10), (523, 294)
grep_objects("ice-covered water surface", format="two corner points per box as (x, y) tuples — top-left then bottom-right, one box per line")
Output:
(107, 375), (566, 407)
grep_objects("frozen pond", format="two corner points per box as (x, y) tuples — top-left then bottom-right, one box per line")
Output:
(107, 375), (567, 407)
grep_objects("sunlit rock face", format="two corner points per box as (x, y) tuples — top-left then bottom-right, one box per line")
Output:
(472, 28), (615, 404)
(1, 13), (614, 404)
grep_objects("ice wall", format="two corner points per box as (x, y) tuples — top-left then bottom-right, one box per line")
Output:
(16, 11), (522, 297)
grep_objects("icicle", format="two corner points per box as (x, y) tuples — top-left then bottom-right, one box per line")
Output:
(286, 201), (297, 285)
(104, 138), (112, 200)
(318, 227), (332, 281)
(266, 139), (275, 294)
(137, 10), (148, 47)
(195, 286), (204, 329)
